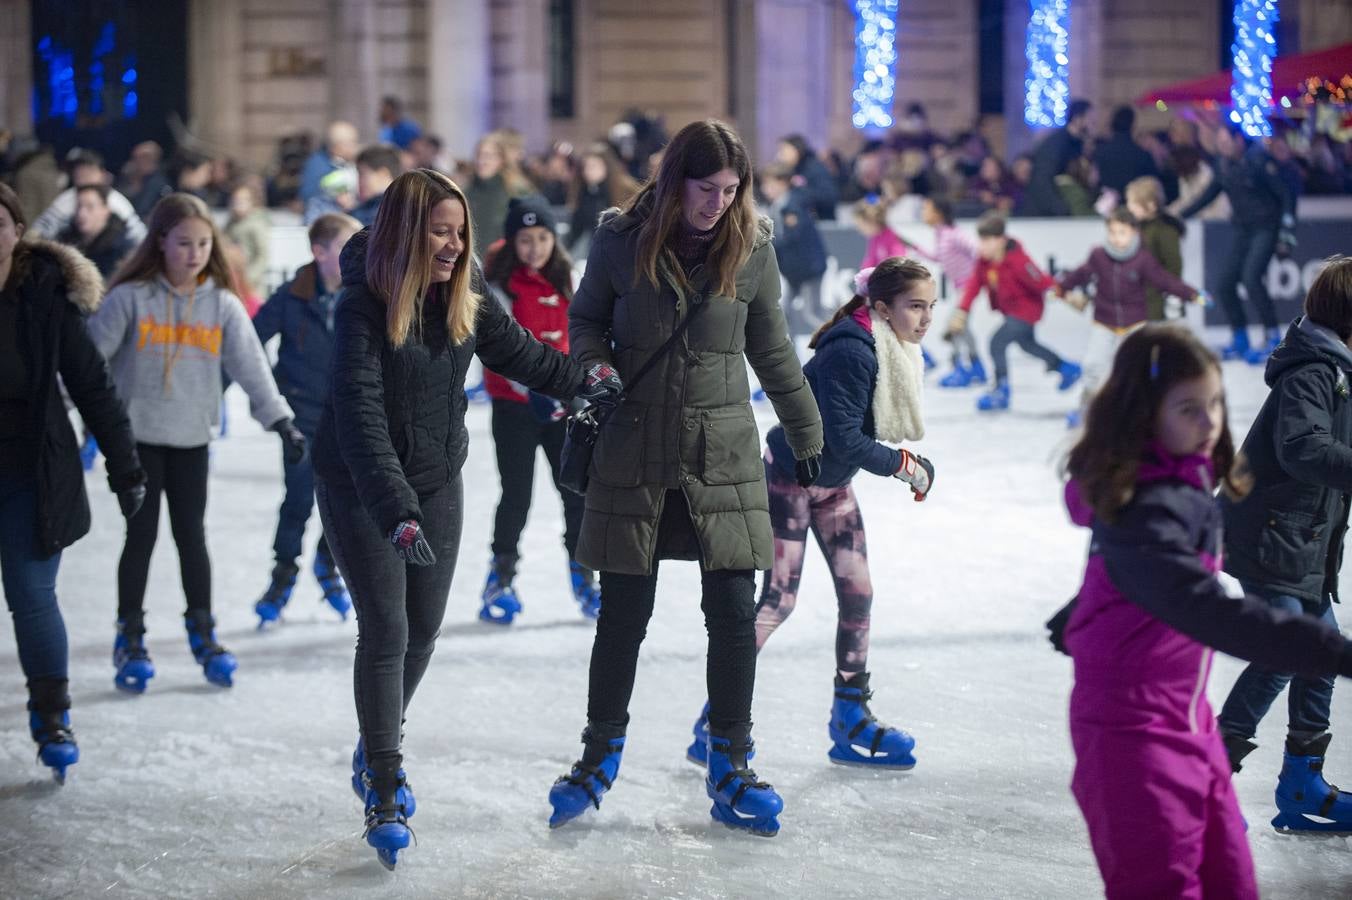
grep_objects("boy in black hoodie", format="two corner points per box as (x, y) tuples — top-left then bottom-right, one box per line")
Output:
(1216, 255), (1352, 833)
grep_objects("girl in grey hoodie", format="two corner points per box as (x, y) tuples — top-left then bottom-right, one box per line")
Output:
(88, 193), (306, 692)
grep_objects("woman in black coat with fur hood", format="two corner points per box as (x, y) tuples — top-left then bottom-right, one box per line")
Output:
(0, 184), (145, 783)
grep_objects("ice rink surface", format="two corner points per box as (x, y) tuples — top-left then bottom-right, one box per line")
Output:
(3, 313), (1352, 898)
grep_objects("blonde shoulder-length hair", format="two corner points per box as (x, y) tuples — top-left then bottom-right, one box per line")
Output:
(366, 168), (481, 347)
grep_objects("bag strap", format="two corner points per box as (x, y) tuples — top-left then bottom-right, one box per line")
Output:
(613, 291), (709, 401)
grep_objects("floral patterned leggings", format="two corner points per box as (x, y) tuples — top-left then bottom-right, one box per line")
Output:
(755, 459), (873, 674)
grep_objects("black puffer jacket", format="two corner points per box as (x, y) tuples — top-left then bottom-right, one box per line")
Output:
(311, 229), (585, 534)
(1222, 317), (1352, 605)
(8, 239), (143, 557)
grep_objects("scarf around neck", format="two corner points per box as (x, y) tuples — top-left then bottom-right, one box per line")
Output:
(868, 308), (925, 442)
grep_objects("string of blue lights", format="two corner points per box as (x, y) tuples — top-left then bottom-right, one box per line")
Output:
(850, 0), (899, 131)
(1230, 0), (1277, 137)
(1024, 0), (1070, 129)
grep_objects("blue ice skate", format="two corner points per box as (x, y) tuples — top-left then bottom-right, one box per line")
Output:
(686, 703), (710, 766)
(1244, 328), (1282, 366)
(967, 357), (988, 385)
(921, 347), (936, 372)
(313, 546), (352, 619)
(184, 610), (237, 687)
(1056, 361), (1082, 392)
(480, 556), (522, 624)
(706, 729), (783, 837)
(29, 710), (78, 784)
(828, 672), (916, 769)
(79, 434), (99, 471)
(569, 561), (602, 619)
(549, 725), (625, 828)
(113, 617), (155, 693)
(351, 738), (417, 817)
(939, 365), (973, 388)
(976, 380), (1010, 412)
(254, 562), (298, 627)
(1271, 735), (1352, 835)
(1219, 329), (1251, 361)
(360, 759), (414, 870)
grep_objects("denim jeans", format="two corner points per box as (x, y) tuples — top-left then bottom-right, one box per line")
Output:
(273, 424), (319, 567)
(1214, 223), (1279, 331)
(0, 472), (67, 682)
(1217, 581), (1337, 740)
(989, 318), (1064, 382)
(316, 473), (463, 766)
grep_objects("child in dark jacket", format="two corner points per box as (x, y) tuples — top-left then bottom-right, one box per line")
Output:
(1215, 256), (1352, 833)
(251, 212), (361, 625)
(1060, 324), (1352, 899)
(479, 198), (600, 624)
(761, 165), (827, 341)
(684, 258), (936, 770)
(1125, 176), (1186, 321)
(945, 213), (1080, 411)
(1056, 207), (1204, 424)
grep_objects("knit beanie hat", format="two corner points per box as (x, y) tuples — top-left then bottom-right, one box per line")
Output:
(503, 197), (557, 241)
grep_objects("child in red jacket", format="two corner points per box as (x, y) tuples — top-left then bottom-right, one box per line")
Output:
(480, 199), (599, 624)
(945, 213), (1080, 411)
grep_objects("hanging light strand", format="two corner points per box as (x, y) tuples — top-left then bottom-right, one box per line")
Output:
(1230, 0), (1278, 137)
(1024, 0), (1070, 128)
(850, 0), (900, 131)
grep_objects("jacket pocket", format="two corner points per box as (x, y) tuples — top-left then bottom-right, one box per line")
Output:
(1257, 508), (1324, 578)
(700, 406), (762, 485)
(592, 405), (646, 488)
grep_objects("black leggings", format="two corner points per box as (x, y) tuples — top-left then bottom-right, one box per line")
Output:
(586, 501), (758, 734)
(489, 398), (583, 561)
(316, 473), (463, 765)
(117, 443), (211, 621)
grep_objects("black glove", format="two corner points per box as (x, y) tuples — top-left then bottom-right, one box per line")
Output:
(271, 418), (307, 465)
(577, 363), (623, 409)
(1045, 596), (1078, 656)
(389, 519), (436, 566)
(794, 454), (822, 488)
(117, 484), (146, 519)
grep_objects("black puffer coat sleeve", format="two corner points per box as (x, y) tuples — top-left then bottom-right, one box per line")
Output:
(1099, 486), (1352, 678)
(330, 289), (421, 534)
(474, 277), (586, 402)
(58, 301), (143, 491)
(1274, 365), (1352, 491)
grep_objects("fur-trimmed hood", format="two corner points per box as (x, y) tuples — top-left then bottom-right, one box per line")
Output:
(9, 237), (106, 313)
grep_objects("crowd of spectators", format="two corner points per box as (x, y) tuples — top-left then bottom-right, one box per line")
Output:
(3, 96), (1349, 299)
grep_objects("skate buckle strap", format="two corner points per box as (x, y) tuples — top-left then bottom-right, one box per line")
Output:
(1320, 785), (1344, 818)
(716, 767), (770, 806)
(559, 761), (612, 810)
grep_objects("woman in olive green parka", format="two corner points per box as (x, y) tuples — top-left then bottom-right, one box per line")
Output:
(548, 120), (822, 837)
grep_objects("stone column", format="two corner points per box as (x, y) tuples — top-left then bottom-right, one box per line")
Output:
(749, 0), (836, 163)
(331, 0), (382, 143)
(489, 0), (550, 153)
(0, 0), (33, 136)
(427, 0), (491, 158)
(187, 0), (245, 159)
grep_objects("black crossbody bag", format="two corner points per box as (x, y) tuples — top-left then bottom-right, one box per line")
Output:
(560, 294), (709, 495)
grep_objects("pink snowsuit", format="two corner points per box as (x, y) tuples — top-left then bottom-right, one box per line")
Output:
(1064, 450), (1256, 900)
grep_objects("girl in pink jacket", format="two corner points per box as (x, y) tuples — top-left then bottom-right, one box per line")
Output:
(1056, 324), (1352, 899)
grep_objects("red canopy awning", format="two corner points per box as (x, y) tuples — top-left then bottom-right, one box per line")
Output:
(1135, 42), (1352, 106)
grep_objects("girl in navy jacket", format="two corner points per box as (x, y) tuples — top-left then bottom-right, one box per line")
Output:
(686, 258), (936, 769)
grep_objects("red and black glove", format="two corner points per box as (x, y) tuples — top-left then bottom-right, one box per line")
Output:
(893, 449), (935, 501)
(389, 519), (436, 566)
(577, 362), (623, 409)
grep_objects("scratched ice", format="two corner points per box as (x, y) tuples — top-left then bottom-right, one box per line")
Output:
(2, 309), (1350, 898)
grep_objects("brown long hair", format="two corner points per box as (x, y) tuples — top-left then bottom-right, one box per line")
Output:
(108, 193), (235, 292)
(365, 168), (480, 347)
(808, 257), (933, 349)
(568, 143), (639, 210)
(1065, 324), (1240, 521)
(483, 233), (575, 302)
(624, 119), (756, 297)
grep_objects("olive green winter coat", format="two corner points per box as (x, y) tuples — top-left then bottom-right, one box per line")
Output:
(569, 208), (823, 574)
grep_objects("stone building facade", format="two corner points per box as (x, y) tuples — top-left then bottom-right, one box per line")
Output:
(3, 0), (1350, 168)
